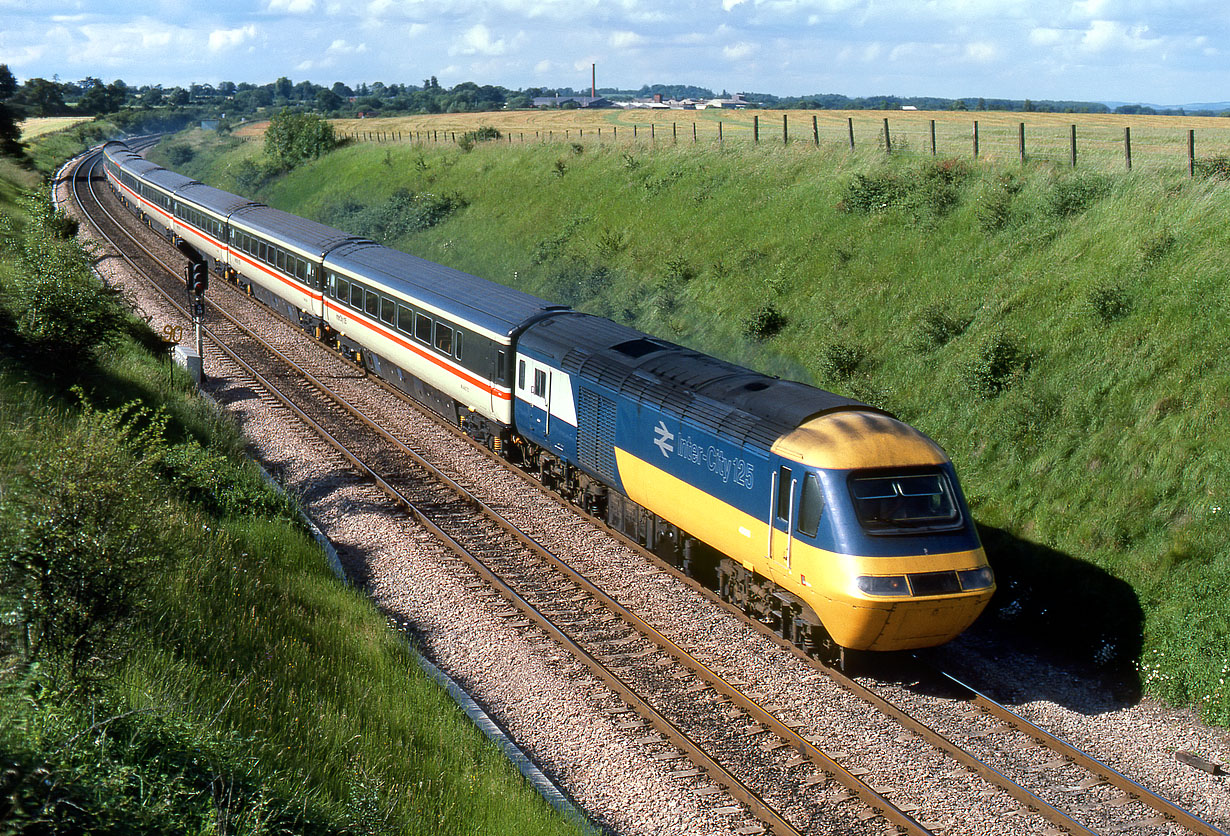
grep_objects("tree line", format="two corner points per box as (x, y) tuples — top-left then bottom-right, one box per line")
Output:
(3, 63), (1225, 147)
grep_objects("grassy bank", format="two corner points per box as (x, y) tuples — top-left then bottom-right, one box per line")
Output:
(161, 126), (1229, 724)
(0, 140), (583, 833)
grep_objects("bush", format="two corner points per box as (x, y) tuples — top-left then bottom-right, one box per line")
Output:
(841, 159), (969, 220)
(963, 332), (1028, 397)
(457, 125), (502, 151)
(743, 305), (787, 340)
(1087, 284), (1131, 324)
(322, 188), (466, 242)
(820, 342), (866, 380)
(1045, 174), (1110, 218)
(912, 304), (970, 351)
(3, 193), (128, 366)
(0, 400), (177, 684)
(1192, 155), (1230, 180)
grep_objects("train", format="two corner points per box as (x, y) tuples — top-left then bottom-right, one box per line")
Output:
(100, 138), (995, 659)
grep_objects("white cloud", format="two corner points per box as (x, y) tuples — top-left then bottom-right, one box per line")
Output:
(964, 41), (997, 62)
(1029, 27), (1067, 46)
(327, 38), (367, 54)
(723, 0), (748, 10)
(209, 24), (258, 51)
(609, 30), (644, 48)
(268, 0), (316, 13)
(723, 41), (756, 60)
(1081, 19), (1158, 52)
(451, 23), (507, 56)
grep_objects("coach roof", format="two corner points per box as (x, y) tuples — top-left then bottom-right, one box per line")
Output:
(173, 182), (259, 219)
(229, 204), (364, 259)
(324, 241), (568, 340)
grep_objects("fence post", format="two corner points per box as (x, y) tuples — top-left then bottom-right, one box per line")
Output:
(693, 122), (697, 142)
(633, 125), (637, 138)
(972, 121), (979, 158)
(930, 120), (936, 155)
(813, 115), (819, 146)
(1019, 122), (1026, 163)
(883, 117), (892, 154)
(673, 122), (677, 142)
(1070, 124), (1077, 167)
(718, 121), (723, 144)
(613, 126), (617, 142)
(1189, 129), (1195, 177)
(651, 124), (655, 141)
(1124, 127), (1131, 171)
(783, 114), (789, 145)
(754, 115), (759, 143)
(847, 117), (854, 150)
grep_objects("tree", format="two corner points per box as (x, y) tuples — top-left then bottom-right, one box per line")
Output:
(263, 109), (338, 170)
(315, 88), (342, 112)
(0, 64), (22, 158)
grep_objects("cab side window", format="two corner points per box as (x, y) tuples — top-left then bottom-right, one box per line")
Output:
(797, 473), (823, 537)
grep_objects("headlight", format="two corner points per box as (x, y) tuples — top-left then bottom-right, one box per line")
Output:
(856, 575), (910, 596)
(958, 567), (995, 590)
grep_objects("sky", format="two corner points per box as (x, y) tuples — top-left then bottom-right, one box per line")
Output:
(2, 0), (1228, 105)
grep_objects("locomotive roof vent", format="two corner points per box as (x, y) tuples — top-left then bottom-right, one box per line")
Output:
(611, 337), (668, 358)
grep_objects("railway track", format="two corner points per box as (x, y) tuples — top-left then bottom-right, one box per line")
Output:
(69, 144), (1228, 836)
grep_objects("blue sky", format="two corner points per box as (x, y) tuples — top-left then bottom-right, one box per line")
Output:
(2, 0), (1227, 104)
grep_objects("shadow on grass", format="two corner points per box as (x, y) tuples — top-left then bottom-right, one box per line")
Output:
(868, 523), (1145, 714)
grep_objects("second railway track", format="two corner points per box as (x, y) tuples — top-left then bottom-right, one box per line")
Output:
(67, 144), (1230, 836)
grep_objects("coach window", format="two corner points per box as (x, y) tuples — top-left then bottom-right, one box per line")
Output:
(335, 276), (349, 301)
(414, 313), (432, 344)
(365, 290), (380, 318)
(455, 332), (464, 361)
(397, 304), (413, 334)
(434, 323), (452, 354)
(350, 281), (364, 310)
(517, 359), (526, 390)
(380, 296), (395, 326)
(257, 241), (267, 262)
(276, 249), (285, 271)
(797, 473), (823, 538)
(533, 368), (547, 397)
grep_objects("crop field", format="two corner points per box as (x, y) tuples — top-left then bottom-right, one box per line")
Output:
(17, 116), (94, 140)
(323, 108), (1230, 175)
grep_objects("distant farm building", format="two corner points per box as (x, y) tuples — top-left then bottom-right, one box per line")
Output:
(533, 95), (614, 108)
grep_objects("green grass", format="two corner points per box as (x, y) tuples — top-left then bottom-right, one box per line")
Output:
(169, 128), (1230, 724)
(0, 137), (585, 834)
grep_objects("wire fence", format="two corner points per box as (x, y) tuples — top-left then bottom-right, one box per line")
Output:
(337, 112), (1230, 176)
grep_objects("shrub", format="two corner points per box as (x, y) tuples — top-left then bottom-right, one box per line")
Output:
(743, 305), (787, 340)
(963, 332), (1028, 397)
(4, 194), (128, 366)
(1045, 174), (1110, 219)
(457, 125), (502, 152)
(0, 400), (177, 684)
(322, 188), (466, 242)
(841, 160), (969, 220)
(164, 143), (195, 167)
(1192, 156), (1230, 180)
(1087, 284), (1131, 324)
(820, 342), (866, 380)
(912, 303), (970, 351)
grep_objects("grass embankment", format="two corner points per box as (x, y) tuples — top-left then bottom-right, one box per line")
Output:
(0, 141), (583, 833)
(161, 126), (1229, 724)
